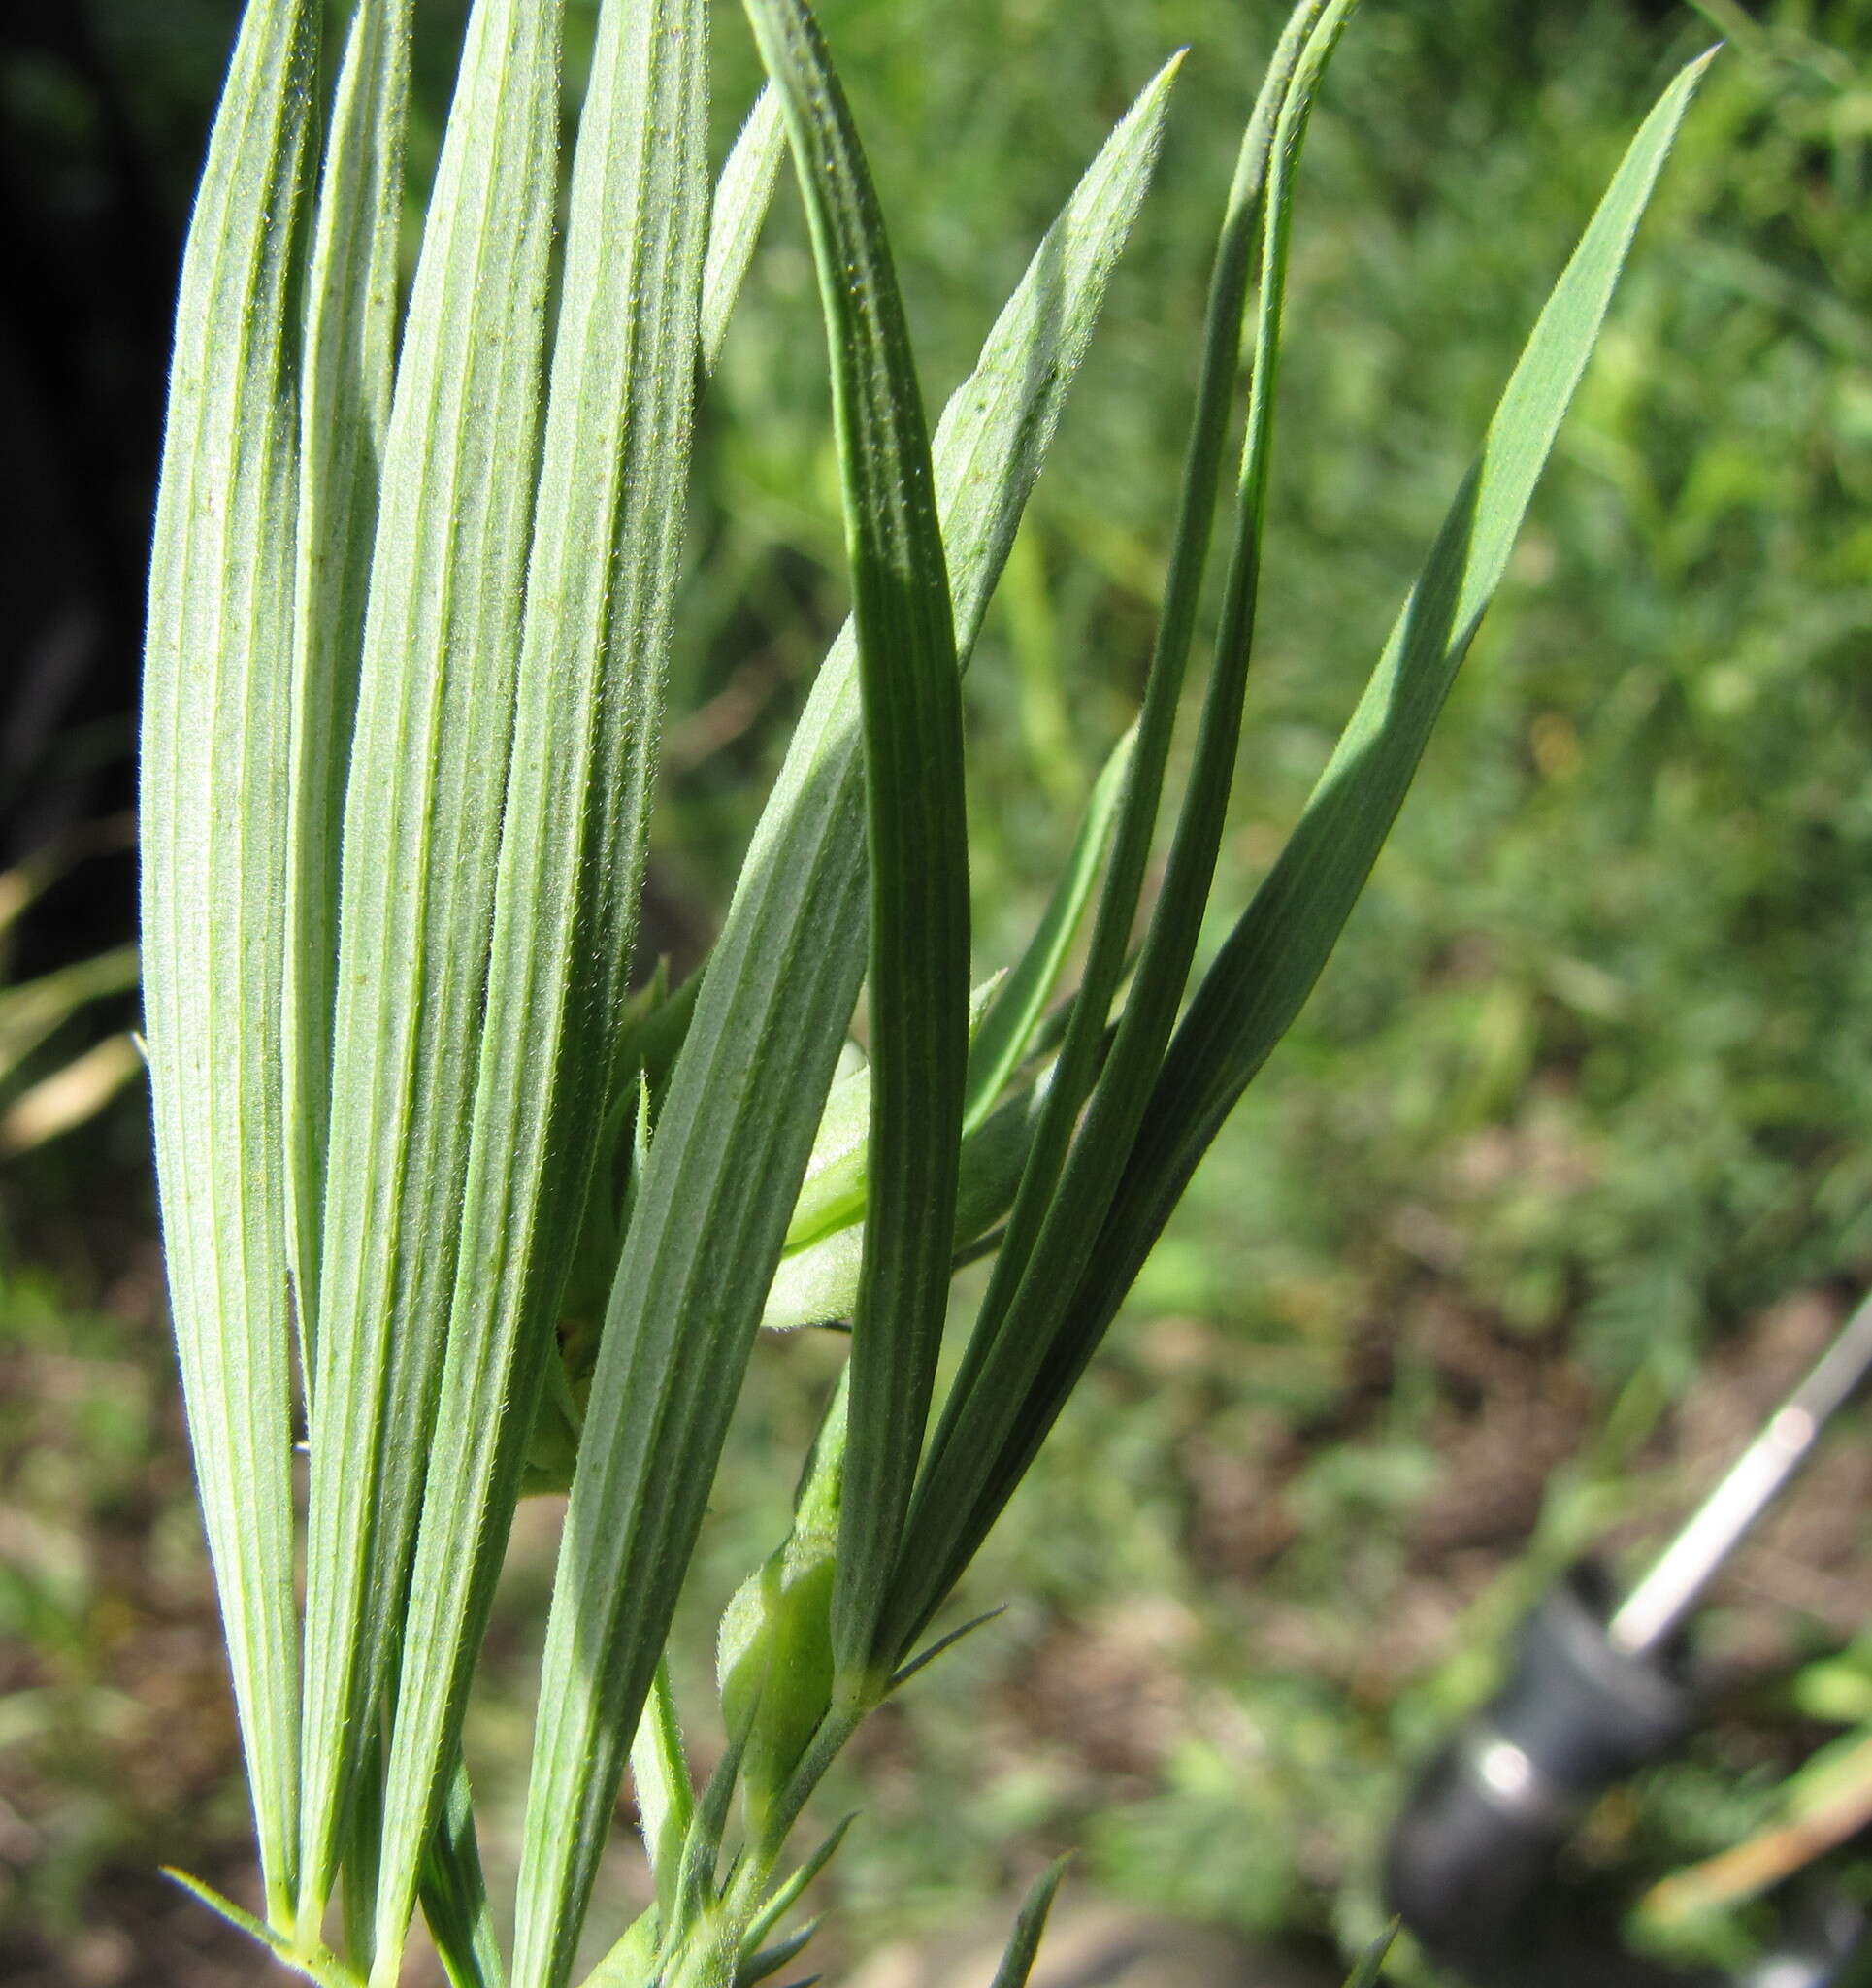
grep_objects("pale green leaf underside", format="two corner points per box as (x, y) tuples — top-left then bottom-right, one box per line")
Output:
(703, 86), (784, 376)
(298, 0), (563, 1935)
(371, 0), (709, 1973)
(283, 0), (409, 1384)
(140, 0), (313, 1918)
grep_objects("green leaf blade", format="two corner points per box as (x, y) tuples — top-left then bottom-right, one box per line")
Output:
(366, 0), (710, 1967)
(139, 0), (316, 1922)
(908, 47), (1717, 1627)
(887, 0), (1341, 1664)
(509, 57), (1177, 1988)
(1131, 46), (1719, 1268)
(990, 1858), (1071, 1988)
(284, 0), (411, 1382)
(297, 0), (564, 1933)
(417, 1757), (505, 1988)
(730, 0), (970, 1694)
(702, 86), (785, 377)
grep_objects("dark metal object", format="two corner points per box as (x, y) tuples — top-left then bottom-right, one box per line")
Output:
(1384, 1289), (1872, 1988)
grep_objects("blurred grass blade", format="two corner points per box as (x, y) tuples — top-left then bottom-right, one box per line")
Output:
(989, 1858), (1071, 1988)
(372, 0), (708, 1967)
(283, 0), (410, 1379)
(908, 48), (1717, 1627)
(1344, 1922), (1398, 1988)
(139, 0), (314, 1922)
(298, 0), (562, 1937)
(512, 55), (1176, 1988)
(963, 724), (1135, 1135)
(923, 0), (1331, 1487)
(418, 1759), (504, 1988)
(886, 0), (1341, 1664)
(0, 1032), (144, 1155)
(0, 944), (140, 1086)
(702, 86), (783, 375)
(734, 0), (970, 1696)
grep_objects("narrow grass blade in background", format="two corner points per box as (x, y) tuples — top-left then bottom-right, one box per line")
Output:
(735, 0), (972, 1691)
(511, 55), (1176, 1988)
(886, 0), (1338, 1665)
(0, 945), (141, 1087)
(1343, 1923), (1398, 1988)
(702, 87), (784, 377)
(138, 0), (314, 1921)
(370, 0), (708, 1969)
(296, 0), (562, 1936)
(913, 49), (1718, 1622)
(0, 1032), (144, 1155)
(283, 0), (410, 1378)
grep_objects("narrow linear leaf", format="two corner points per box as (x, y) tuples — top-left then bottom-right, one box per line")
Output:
(672, 1716), (753, 1930)
(990, 1858), (1071, 1988)
(702, 86), (784, 376)
(913, 1), (1334, 1565)
(740, 1814), (855, 1957)
(886, 0), (1352, 1663)
(298, 0), (562, 1934)
(283, 0), (410, 1380)
(510, 54), (1177, 1988)
(912, 48), (1717, 1626)
(139, 0), (314, 1921)
(1109, 47), (1721, 1330)
(736, 0), (970, 1694)
(963, 723), (1135, 1134)
(340, 1714), (387, 1974)
(163, 1870), (352, 1985)
(887, 1606), (1005, 1692)
(1344, 1922), (1399, 1988)
(738, 1919), (820, 1987)
(373, 0), (709, 1969)
(418, 1757), (505, 1988)
(631, 1661), (696, 1924)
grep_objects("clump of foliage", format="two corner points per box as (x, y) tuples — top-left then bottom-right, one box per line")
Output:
(138, 0), (1707, 1981)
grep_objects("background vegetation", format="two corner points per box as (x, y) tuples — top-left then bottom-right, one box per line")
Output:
(2, 0), (1869, 1981)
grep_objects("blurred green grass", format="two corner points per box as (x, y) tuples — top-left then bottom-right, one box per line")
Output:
(4, 0), (1872, 1980)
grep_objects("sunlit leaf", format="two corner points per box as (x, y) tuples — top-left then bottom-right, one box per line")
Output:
(140, 0), (315, 1921)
